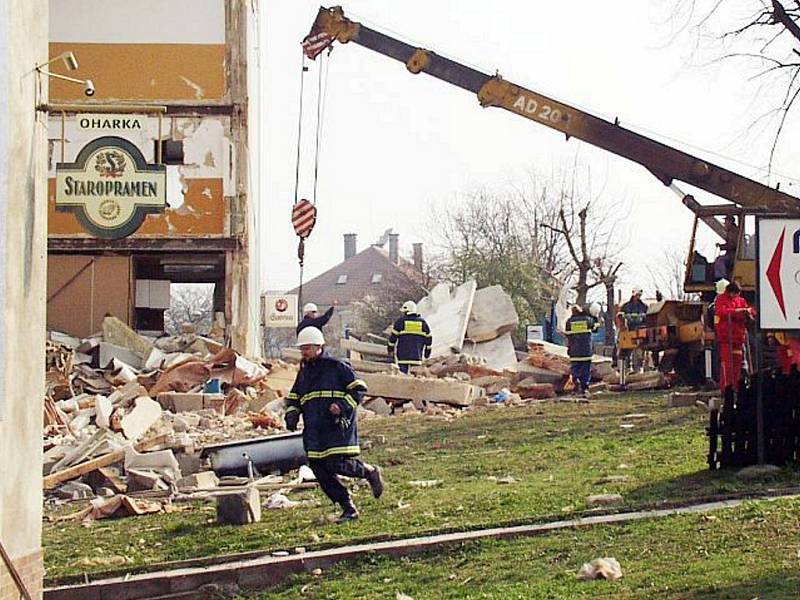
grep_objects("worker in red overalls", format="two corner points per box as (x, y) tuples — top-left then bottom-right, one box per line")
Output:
(714, 281), (755, 393)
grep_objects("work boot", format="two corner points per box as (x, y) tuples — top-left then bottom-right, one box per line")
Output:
(366, 465), (384, 499)
(335, 503), (359, 524)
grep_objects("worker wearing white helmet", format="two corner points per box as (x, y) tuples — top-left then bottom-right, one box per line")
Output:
(286, 326), (384, 523)
(296, 301), (335, 334)
(388, 300), (432, 373)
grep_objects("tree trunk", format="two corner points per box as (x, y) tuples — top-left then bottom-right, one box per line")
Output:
(604, 279), (616, 346)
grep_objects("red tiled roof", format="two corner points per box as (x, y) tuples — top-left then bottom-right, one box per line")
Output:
(289, 246), (427, 307)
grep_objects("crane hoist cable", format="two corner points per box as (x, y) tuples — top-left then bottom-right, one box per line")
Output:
(293, 47), (331, 313)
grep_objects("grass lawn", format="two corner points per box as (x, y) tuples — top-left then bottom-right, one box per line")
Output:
(247, 497), (800, 599)
(43, 392), (800, 583)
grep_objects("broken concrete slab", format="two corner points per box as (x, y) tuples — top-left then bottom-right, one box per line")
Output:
(98, 342), (143, 370)
(417, 280), (477, 358)
(95, 395), (114, 430)
(361, 373), (484, 407)
(124, 446), (181, 483)
(102, 315), (154, 357)
(469, 376), (512, 395)
(178, 471), (219, 492)
(466, 285), (519, 343)
(216, 486), (261, 525)
(108, 381), (149, 407)
(157, 392), (205, 413)
(465, 333), (518, 371)
(121, 397), (163, 441)
(127, 469), (169, 493)
(363, 396), (392, 416)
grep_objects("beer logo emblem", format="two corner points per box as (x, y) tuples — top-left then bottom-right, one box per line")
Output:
(95, 151), (126, 178)
(98, 199), (122, 221)
(55, 136), (166, 239)
(275, 298), (289, 312)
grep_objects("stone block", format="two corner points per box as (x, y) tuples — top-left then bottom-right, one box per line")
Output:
(216, 486), (261, 525)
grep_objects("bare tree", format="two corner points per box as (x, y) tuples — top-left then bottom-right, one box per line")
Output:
(427, 176), (570, 343)
(540, 167), (627, 307)
(164, 284), (213, 335)
(661, 0), (800, 169)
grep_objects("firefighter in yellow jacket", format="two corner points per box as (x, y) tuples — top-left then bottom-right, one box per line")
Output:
(388, 301), (432, 374)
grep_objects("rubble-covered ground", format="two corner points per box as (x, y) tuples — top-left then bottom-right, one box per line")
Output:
(43, 393), (800, 583)
(250, 497), (800, 600)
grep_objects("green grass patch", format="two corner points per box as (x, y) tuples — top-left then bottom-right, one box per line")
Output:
(249, 497), (800, 599)
(43, 393), (800, 582)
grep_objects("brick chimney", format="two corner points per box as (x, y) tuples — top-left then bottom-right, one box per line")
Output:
(344, 233), (357, 260)
(412, 243), (423, 271)
(389, 233), (399, 264)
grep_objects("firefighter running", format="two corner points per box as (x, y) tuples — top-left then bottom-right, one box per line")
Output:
(285, 327), (384, 523)
(388, 301), (432, 374)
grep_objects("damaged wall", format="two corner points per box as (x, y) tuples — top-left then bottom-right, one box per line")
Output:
(0, 0), (47, 597)
(43, 0), (262, 356)
(46, 114), (232, 237)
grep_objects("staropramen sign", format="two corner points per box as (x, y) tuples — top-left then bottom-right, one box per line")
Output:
(55, 136), (166, 239)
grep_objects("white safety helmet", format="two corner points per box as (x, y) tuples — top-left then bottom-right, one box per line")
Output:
(401, 300), (417, 314)
(303, 302), (318, 314)
(715, 278), (730, 295)
(588, 302), (602, 318)
(296, 326), (325, 347)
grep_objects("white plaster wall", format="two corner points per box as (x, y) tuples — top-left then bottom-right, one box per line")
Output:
(50, 0), (224, 44)
(0, 0), (48, 565)
(246, 0), (263, 357)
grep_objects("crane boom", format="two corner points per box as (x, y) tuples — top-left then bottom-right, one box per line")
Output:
(306, 6), (800, 216)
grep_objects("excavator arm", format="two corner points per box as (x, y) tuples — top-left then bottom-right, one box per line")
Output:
(305, 6), (800, 216)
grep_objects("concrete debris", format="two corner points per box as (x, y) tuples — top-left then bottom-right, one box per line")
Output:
(121, 396), (163, 441)
(586, 494), (624, 507)
(264, 492), (301, 509)
(361, 373), (484, 407)
(216, 486), (261, 524)
(177, 471), (219, 492)
(417, 280), (477, 358)
(576, 557), (623, 581)
(466, 285), (519, 343)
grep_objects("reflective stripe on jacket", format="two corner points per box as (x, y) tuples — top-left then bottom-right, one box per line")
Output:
(388, 314), (432, 365)
(565, 314), (598, 361)
(287, 352), (367, 458)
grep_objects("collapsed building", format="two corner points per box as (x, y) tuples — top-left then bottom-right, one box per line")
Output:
(45, 0), (261, 355)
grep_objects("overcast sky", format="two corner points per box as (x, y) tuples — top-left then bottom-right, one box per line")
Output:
(261, 1), (800, 299)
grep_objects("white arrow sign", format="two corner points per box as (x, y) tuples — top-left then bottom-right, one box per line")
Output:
(757, 217), (800, 330)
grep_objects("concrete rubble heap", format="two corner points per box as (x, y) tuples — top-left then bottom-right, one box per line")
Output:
(282, 282), (655, 416)
(43, 317), (299, 516)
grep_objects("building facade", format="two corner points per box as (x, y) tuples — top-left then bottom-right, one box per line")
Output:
(0, 1), (48, 597)
(45, 0), (261, 354)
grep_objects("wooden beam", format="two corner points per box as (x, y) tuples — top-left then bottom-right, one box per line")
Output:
(43, 434), (170, 489)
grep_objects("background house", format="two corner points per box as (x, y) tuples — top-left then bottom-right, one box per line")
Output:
(265, 231), (429, 357)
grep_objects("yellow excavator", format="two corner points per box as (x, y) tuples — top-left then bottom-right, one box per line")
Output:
(303, 6), (800, 382)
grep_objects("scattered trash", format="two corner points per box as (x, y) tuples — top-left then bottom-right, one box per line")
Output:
(576, 557), (623, 581)
(409, 480), (442, 488)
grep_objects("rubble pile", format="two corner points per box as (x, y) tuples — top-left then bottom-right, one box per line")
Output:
(43, 317), (298, 511)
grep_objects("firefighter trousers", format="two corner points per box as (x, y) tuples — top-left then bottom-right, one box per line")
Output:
(308, 456), (371, 509)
